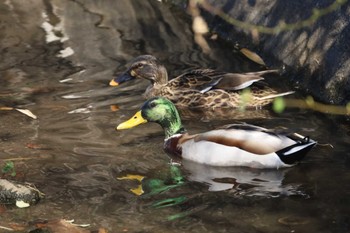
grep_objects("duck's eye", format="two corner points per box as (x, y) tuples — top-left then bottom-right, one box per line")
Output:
(149, 102), (156, 108)
(134, 63), (144, 69)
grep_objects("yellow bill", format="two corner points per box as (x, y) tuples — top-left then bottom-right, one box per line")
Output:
(117, 110), (147, 130)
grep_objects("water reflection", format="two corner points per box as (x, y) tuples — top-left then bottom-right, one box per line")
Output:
(182, 160), (306, 196)
(117, 162), (310, 221)
(119, 162), (308, 196)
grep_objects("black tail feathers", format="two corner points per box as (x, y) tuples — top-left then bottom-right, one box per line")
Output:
(276, 137), (317, 165)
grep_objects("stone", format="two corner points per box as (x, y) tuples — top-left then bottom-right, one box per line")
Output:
(198, 0), (350, 105)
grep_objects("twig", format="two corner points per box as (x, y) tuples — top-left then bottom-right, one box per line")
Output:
(0, 225), (14, 231)
(284, 98), (350, 115)
(197, 0), (348, 34)
(3, 157), (39, 161)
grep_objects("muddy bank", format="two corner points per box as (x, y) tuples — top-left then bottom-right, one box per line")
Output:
(192, 0), (350, 105)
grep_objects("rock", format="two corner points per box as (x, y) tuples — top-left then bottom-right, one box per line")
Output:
(0, 179), (42, 208)
(197, 0), (350, 105)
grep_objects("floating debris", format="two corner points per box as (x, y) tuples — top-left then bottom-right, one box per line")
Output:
(15, 108), (37, 119)
(0, 107), (37, 119)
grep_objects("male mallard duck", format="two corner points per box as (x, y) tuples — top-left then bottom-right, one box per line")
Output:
(116, 97), (316, 169)
(110, 55), (293, 109)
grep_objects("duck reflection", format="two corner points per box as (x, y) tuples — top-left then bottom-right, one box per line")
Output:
(117, 163), (308, 221)
(182, 160), (303, 196)
(118, 161), (306, 197)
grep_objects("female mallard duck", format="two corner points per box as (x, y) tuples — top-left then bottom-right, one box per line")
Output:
(116, 97), (316, 169)
(110, 55), (293, 109)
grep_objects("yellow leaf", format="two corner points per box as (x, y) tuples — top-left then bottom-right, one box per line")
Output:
(0, 107), (14, 110)
(117, 174), (145, 182)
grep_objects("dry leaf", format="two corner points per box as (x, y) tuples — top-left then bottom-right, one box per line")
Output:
(192, 16), (209, 34)
(8, 223), (26, 231)
(16, 200), (30, 208)
(0, 225), (16, 231)
(240, 48), (266, 66)
(110, 104), (120, 112)
(26, 143), (43, 149)
(32, 219), (90, 233)
(15, 108), (37, 119)
(251, 28), (260, 44)
(210, 33), (218, 40)
(0, 107), (14, 110)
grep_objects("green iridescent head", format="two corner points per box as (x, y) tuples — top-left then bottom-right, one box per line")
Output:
(117, 97), (185, 138)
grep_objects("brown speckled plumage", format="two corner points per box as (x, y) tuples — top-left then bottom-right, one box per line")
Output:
(110, 55), (293, 109)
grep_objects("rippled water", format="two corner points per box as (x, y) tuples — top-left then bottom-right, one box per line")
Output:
(1, 0), (349, 232)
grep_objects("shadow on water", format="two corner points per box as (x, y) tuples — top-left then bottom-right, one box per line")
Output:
(0, 0), (349, 232)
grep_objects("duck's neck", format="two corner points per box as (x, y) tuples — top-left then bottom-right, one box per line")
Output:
(152, 65), (168, 86)
(144, 65), (169, 98)
(159, 106), (186, 139)
(164, 124), (186, 139)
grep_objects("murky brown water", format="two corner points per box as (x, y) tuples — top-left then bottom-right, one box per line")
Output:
(1, 0), (350, 232)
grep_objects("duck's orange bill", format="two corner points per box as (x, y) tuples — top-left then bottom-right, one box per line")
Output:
(109, 79), (119, 86)
(116, 110), (147, 130)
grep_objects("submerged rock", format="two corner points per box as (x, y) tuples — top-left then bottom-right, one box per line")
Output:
(0, 179), (42, 208)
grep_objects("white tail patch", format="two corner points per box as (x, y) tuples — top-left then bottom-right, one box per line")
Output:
(231, 78), (264, 91)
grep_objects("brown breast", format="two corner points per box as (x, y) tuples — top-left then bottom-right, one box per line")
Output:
(163, 135), (183, 157)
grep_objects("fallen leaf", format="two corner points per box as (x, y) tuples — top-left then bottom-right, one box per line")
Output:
(210, 33), (218, 40)
(32, 219), (90, 233)
(240, 48), (266, 66)
(26, 143), (43, 149)
(16, 200), (30, 208)
(8, 223), (26, 231)
(117, 174), (145, 182)
(110, 105), (120, 112)
(192, 16), (209, 34)
(251, 28), (260, 44)
(0, 225), (15, 231)
(15, 108), (37, 119)
(278, 215), (310, 226)
(0, 107), (14, 110)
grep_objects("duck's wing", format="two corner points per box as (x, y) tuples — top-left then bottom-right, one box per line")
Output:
(217, 123), (288, 136)
(213, 70), (279, 91)
(217, 123), (270, 132)
(168, 69), (278, 93)
(167, 69), (223, 92)
(192, 127), (297, 155)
